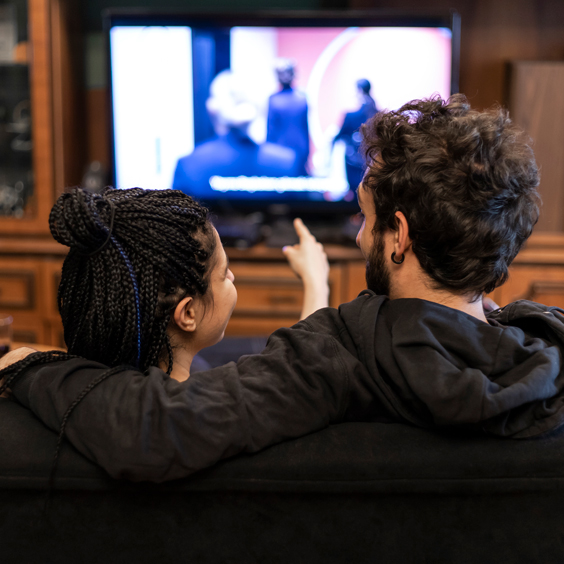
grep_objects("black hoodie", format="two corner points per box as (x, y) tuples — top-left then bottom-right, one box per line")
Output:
(8, 292), (564, 482)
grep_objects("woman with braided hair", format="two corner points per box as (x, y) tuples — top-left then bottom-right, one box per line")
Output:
(0, 185), (329, 480)
(42, 187), (328, 381)
(50, 187), (220, 379)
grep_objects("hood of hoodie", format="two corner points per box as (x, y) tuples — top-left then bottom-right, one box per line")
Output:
(334, 292), (564, 438)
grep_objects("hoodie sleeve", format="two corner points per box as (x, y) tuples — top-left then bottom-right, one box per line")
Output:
(9, 319), (355, 482)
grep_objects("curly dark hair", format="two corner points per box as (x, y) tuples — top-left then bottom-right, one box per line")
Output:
(50, 187), (216, 371)
(361, 94), (540, 297)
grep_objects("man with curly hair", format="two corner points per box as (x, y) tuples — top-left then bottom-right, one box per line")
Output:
(3, 94), (562, 483)
(357, 94), (539, 316)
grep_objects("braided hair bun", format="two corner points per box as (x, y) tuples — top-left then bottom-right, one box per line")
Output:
(50, 189), (116, 255)
(50, 187), (216, 371)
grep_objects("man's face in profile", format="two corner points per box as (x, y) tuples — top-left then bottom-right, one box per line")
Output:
(356, 182), (392, 297)
(365, 229), (391, 297)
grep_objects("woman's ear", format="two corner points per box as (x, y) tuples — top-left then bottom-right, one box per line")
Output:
(172, 296), (198, 333)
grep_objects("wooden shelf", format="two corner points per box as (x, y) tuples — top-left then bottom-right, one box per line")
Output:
(0, 237), (67, 256)
(0, 0), (83, 235)
(226, 243), (362, 262)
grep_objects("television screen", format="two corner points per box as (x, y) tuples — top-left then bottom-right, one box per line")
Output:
(107, 12), (459, 213)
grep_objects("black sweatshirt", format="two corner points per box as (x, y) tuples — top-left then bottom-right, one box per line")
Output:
(10, 292), (564, 482)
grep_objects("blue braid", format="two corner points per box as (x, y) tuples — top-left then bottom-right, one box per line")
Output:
(111, 235), (142, 367)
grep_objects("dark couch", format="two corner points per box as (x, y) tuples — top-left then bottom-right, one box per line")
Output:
(2, 397), (564, 564)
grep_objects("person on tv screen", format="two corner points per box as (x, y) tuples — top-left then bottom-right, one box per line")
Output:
(172, 70), (300, 199)
(334, 78), (378, 191)
(266, 58), (310, 176)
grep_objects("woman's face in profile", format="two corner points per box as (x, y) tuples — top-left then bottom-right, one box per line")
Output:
(195, 228), (238, 349)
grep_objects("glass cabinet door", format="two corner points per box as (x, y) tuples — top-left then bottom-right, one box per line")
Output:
(0, 0), (32, 219)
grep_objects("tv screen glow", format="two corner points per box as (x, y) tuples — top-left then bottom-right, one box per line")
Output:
(108, 15), (457, 208)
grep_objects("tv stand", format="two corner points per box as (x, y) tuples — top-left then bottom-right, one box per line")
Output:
(213, 212), (359, 249)
(263, 217), (359, 247)
(224, 242), (366, 336)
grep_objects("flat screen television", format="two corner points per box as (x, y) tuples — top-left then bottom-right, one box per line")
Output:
(106, 10), (460, 219)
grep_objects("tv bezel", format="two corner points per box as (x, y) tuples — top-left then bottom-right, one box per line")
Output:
(104, 9), (461, 217)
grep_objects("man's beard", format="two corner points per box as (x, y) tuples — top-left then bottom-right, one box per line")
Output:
(365, 230), (391, 296)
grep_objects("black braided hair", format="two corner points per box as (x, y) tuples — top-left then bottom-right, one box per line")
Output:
(48, 364), (128, 489)
(0, 351), (79, 398)
(50, 187), (216, 372)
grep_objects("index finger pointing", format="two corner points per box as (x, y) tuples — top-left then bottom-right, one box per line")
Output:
(293, 217), (313, 241)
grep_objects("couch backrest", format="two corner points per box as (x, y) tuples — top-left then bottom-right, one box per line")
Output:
(4, 398), (564, 563)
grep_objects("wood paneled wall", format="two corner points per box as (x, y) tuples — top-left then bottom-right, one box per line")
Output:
(50, 0), (86, 193)
(85, 88), (110, 168)
(507, 62), (564, 232)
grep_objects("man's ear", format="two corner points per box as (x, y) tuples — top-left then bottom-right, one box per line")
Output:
(394, 211), (412, 255)
(172, 296), (198, 333)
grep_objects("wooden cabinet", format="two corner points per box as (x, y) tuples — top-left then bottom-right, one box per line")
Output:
(0, 0), (81, 346)
(0, 240), (365, 346)
(492, 234), (564, 310)
(226, 251), (365, 336)
(0, 0), (82, 235)
(0, 242), (64, 344)
(0, 264), (37, 311)
(227, 246), (363, 336)
(0, 258), (45, 343)
(9, 231), (564, 346)
(42, 256), (64, 346)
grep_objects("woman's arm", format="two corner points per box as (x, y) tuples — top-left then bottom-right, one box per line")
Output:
(283, 218), (330, 319)
(7, 313), (362, 482)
